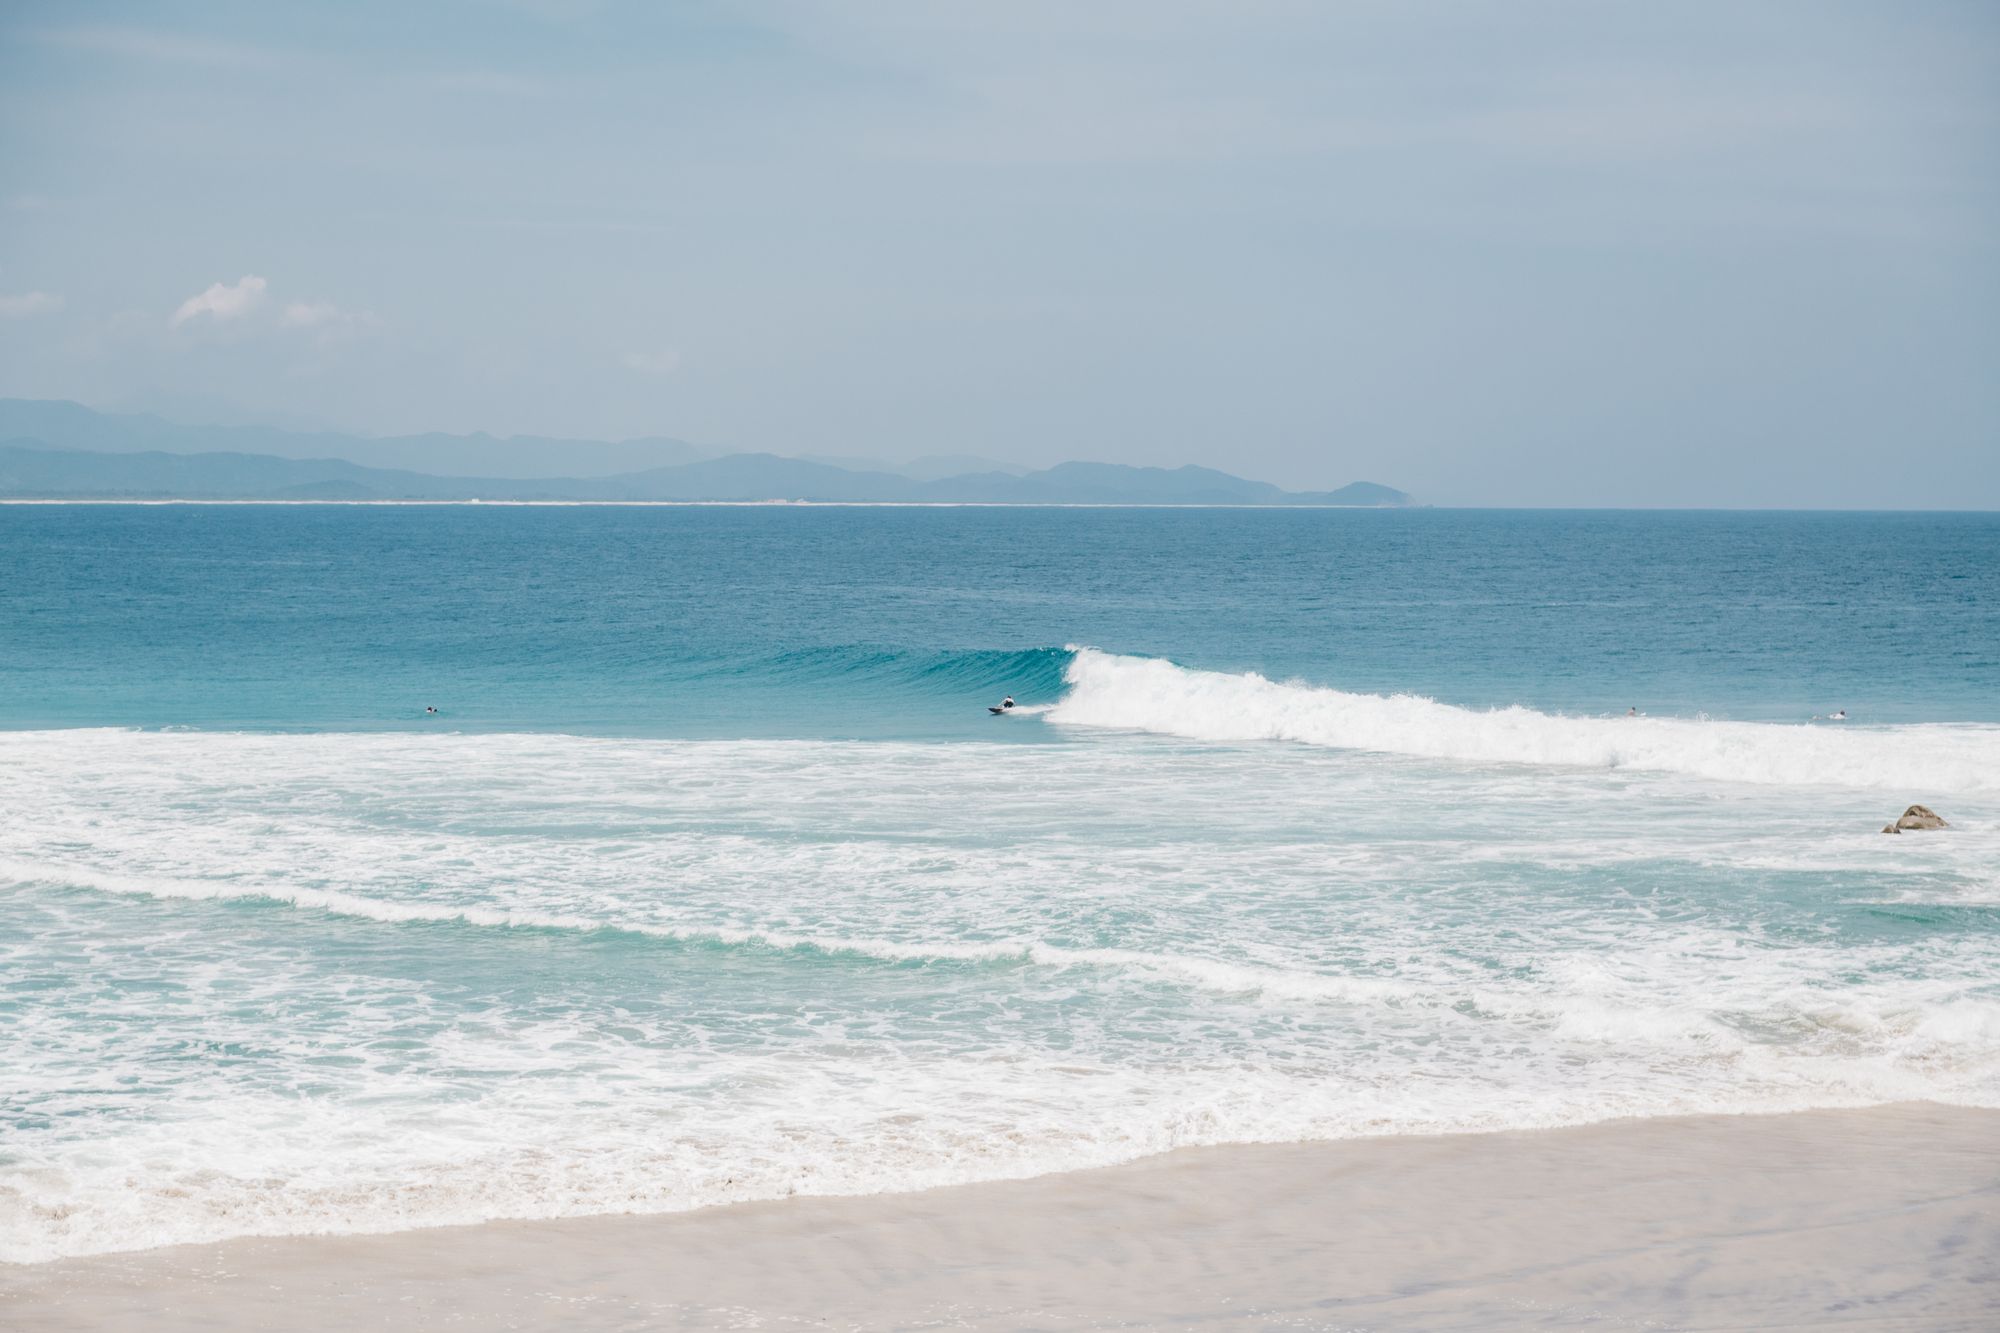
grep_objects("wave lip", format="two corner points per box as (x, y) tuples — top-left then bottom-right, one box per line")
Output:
(1047, 649), (2000, 792)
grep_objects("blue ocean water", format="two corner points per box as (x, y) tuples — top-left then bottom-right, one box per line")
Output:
(2, 504), (1997, 1260)
(3, 506), (1996, 732)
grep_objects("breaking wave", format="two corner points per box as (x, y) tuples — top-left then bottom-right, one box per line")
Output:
(1047, 648), (2000, 792)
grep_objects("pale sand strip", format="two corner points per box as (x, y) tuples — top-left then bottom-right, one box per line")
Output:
(4, 1104), (1995, 1331)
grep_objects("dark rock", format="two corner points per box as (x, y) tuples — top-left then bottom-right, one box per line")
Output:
(1882, 804), (1949, 834)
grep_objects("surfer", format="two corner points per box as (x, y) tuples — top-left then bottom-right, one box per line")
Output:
(989, 696), (1016, 715)
(426, 705), (438, 715)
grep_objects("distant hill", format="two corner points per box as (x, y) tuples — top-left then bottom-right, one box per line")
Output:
(0, 401), (1412, 506)
(0, 399), (716, 479)
(0, 442), (501, 500)
(796, 452), (1032, 481)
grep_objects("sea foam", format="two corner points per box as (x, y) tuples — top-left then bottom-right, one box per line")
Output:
(3, 726), (1996, 1263)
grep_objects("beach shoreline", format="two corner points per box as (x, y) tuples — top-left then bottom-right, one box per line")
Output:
(6, 1102), (1994, 1331)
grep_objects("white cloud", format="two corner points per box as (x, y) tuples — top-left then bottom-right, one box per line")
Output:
(0, 291), (64, 318)
(279, 301), (382, 343)
(170, 275), (267, 329)
(621, 347), (682, 376)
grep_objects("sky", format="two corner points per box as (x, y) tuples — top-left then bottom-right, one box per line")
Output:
(1, 1), (1996, 506)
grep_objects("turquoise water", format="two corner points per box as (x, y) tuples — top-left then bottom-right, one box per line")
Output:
(2, 505), (1997, 1260)
(4, 506), (1997, 731)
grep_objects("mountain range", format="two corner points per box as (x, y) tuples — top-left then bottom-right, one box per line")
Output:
(0, 400), (1410, 506)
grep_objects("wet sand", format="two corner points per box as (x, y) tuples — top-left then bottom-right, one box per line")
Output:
(5, 1103), (1995, 1331)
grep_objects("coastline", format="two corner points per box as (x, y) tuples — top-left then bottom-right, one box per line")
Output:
(7, 1103), (1994, 1331)
(0, 498), (1408, 507)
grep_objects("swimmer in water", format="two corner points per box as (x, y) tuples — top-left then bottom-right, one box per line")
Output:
(426, 705), (438, 715)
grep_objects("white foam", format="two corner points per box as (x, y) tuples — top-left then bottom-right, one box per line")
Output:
(5, 1038), (1983, 1264)
(3, 727), (1996, 1263)
(1049, 648), (2000, 792)
(0, 855), (1429, 1005)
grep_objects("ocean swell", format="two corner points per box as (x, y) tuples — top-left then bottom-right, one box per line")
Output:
(726, 643), (1073, 698)
(1048, 648), (2000, 792)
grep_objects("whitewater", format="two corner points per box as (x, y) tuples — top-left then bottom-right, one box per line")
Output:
(1049, 648), (2000, 792)
(3, 710), (1996, 1263)
(3, 504), (1996, 1265)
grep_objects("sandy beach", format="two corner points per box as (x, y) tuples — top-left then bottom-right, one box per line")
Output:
(6, 1103), (1994, 1331)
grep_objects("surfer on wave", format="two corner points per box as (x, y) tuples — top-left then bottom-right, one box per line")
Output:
(989, 696), (1016, 715)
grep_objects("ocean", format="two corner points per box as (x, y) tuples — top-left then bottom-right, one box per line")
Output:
(2, 504), (1997, 1262)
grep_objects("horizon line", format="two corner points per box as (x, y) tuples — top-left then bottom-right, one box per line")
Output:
(2, 500), (1994, 514)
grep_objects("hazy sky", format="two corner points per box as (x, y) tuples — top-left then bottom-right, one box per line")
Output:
(2, 1), (1996, 505)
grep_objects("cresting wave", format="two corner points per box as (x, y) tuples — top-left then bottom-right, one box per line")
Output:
(717, 643), (1073, 698)
(1047, 648), (2000, 792)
